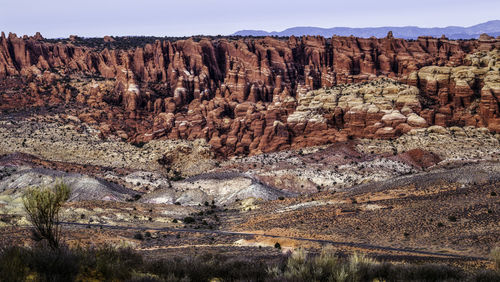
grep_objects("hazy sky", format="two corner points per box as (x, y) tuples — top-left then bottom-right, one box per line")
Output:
(1, 0), (499, 38)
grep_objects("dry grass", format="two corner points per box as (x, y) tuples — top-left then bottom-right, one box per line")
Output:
(491, 247), (500, 271)
(1, 244), (500, 281)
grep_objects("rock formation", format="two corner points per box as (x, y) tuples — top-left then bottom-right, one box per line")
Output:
(287, 79), (424, 146)
(0, 33), (499, 156)
(402, 50), (500, 132)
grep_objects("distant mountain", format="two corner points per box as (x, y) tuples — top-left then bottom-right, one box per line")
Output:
(233, 20), (500, 39)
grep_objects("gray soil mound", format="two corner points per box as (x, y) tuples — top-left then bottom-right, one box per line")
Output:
(0, 166), (138, 202)
(346, 162), (500, 196)
(142, 172), (290, 206)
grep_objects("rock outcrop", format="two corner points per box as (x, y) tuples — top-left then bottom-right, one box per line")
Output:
(286, 79), (424, 146)
(402, 50), (500, 132)
(0, 33), (499, 156)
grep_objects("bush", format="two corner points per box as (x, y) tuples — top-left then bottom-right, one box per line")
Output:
(183, 217), (195, 224)
(22, 181), (71, 250)
(141, 252), (268, 281)
(0, 244), (495, 281)
(134, 232), (144, 240)
(491, 247), (500, 271)
(284, 248), (310, 280)
(0, 245), (143, 281)
(268, 247), (470, 282)
(131, 141), (146, 148)
(77, 246), (142, 281)
(471, 269), (500, 281)
(26, 245), (80, 282)
(0, 245), (80, 282)
(0, 246), (29, 282)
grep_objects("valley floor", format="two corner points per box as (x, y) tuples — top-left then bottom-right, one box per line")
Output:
(0, 116), (499, 272)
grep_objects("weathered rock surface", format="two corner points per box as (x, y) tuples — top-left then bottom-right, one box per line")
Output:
(0, 165), (139, 216)
(287, 79), (423, 144)
(402, 50), (500, 132)
(141, 172), (289, 206)
(1, 33), (499, 156)
(0, 118), (498, 208)
(0, 119), (215, 178)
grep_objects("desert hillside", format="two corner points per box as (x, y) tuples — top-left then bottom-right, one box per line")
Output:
(0, 32), (499, 280)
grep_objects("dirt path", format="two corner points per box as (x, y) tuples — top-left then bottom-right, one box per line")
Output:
(59, 221), (488, 261)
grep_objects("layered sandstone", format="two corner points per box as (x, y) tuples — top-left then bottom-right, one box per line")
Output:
(287, 79), (424, 144)
(402, 50), (500, 132)
(0, 33), (499, 156)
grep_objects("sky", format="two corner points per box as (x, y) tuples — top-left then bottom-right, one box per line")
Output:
(1, 0), (499, 38)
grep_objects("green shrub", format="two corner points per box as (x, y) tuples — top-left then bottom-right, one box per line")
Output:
(22, 181), (71, 250)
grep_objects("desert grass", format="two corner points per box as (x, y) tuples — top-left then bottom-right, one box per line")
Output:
(1, 244), (499, 281)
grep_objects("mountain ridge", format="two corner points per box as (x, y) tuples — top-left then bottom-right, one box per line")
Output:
(233, 20), (500, 39)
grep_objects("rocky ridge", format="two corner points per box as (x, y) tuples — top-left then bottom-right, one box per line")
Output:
(0, 118), (215, 178)
(0, 33), (499, 155)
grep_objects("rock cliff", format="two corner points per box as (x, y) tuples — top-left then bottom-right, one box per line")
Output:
(0, 32), (499, 156)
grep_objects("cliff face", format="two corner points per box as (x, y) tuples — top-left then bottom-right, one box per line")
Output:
(0, 32), (499, 156)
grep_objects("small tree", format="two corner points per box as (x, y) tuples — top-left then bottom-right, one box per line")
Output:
(22, 181), (70, 250)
